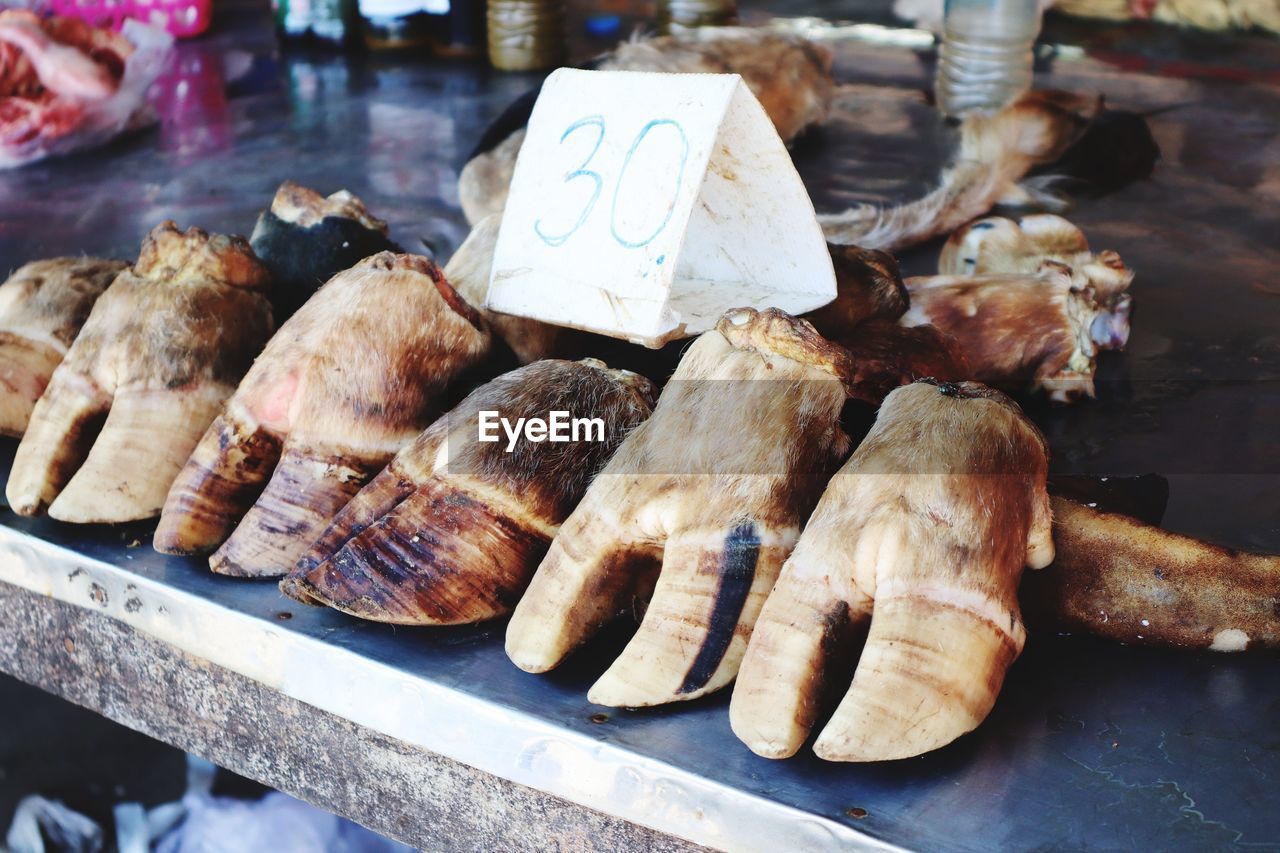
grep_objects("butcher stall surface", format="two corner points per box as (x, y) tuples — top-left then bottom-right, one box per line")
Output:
(0, 0), (1277, 850)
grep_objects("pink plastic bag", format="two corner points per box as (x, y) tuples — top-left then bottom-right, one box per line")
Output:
(46, 0), (211, 38)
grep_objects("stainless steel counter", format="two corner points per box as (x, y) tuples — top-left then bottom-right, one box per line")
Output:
(0, 1), (1277, 850)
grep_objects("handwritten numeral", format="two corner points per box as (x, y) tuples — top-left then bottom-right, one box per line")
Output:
(611, 119), (689, 249)
(534, 115), (605, 248)
(535, 116), (687, 250)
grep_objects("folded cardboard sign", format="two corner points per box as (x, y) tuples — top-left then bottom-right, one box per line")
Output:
(487, 68), (837, 348)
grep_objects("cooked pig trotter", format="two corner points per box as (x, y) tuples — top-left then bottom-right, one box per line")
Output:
(287, 358), (657, 623)
(0, 257), (126, 436)
(155, 252), (491, 578)
(506, 309), (854, 707)
(731, 380), (1052, 762)
(1023, 498), (1280, 651)
(6, 222), (273, 522)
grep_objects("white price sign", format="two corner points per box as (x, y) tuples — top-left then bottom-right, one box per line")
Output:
(486, 68), (836, 348)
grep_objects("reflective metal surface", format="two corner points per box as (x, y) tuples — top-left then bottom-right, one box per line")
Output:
(0, 1), (1277, 849)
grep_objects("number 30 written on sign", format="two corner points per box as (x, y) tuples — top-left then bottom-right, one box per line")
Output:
(534, 116), (689, 250)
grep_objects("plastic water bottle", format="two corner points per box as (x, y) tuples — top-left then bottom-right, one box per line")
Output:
(935, 0), (1043, 117)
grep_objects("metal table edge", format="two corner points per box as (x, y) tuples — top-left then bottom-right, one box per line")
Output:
(0, 524), (901, 852)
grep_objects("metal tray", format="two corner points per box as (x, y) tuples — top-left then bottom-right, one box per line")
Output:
(0, 3), (1277, 849)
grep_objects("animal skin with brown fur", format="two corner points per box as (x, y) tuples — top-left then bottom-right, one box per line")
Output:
(802, 244), (909, 342)
(1024, 498), (1280, 651)
(819, 90), (1102, 252)
(836, 318), (970, 405)
(901, 265), (1108, 402)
